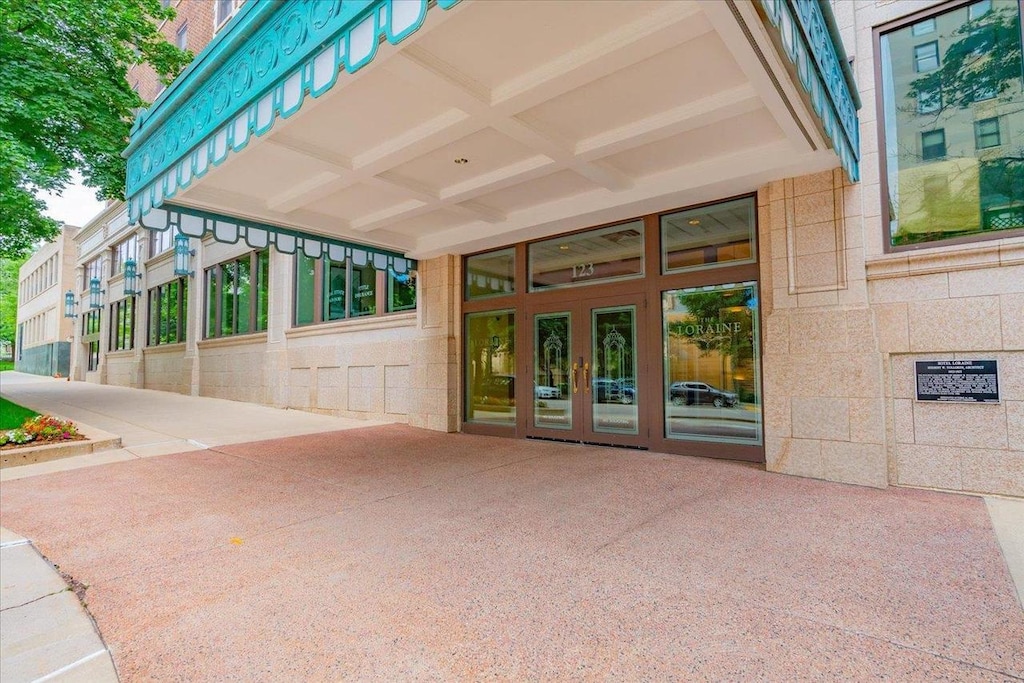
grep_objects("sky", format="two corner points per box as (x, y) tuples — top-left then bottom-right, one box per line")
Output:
(37, 172), (106, 228)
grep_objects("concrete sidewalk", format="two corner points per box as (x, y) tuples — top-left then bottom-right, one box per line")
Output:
(0, 372), (387, 481)
(0, 528), (117, 682)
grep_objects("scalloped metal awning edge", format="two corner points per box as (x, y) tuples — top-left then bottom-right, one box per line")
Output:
(141, 203), (416, 272)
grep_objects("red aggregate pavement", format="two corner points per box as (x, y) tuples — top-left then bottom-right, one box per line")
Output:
(1, 425), (1021, 681)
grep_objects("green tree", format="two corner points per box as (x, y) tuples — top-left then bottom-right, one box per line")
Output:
(0, 0), (192, 259)
(0, 254), (30, 350)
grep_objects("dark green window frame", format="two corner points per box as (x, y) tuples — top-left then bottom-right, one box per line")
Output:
(147, 277), (189, 346)
(204, 250), (269, 339)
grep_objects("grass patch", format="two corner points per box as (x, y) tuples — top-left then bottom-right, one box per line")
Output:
(0, 397), (39, 430)
(0, 360), (13, 372)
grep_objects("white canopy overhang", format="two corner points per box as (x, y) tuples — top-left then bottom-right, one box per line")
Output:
(125, 0), (859, 260)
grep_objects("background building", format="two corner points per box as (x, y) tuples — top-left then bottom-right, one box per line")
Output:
(15, 225), (79, 377)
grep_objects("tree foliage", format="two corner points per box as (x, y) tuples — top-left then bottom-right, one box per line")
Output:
(0, 254), (29, 346)
(0, 0), (192, 258)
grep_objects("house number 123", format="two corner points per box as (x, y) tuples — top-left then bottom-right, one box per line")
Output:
(572, 263), (595, 279)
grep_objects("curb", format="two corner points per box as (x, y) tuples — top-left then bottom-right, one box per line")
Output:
(0, 425), (122, 470)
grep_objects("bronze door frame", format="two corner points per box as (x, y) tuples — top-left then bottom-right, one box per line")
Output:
(524, 292), (649, 448)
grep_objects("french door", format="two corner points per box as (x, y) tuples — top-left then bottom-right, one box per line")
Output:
(526, 293), (648, 447)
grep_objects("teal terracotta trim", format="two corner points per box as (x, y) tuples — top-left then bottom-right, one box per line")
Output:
(126, 0), (458, 223)
(758, 0), (860, 182)
(141, 203), (417, 272)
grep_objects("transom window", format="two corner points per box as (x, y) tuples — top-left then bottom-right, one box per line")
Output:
(879, 0), (1024, 248)
(111, 235), (139, 276)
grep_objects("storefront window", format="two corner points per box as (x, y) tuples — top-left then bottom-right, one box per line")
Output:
(109, 296), (136, 351)
(465, 311), (516, 425)
(529, 220), (643, 291)
(465, 248), (515, 299)
(880, 0), (1024, 247)
(293, 255), (415, 325)
(662, 282), (761, 444)
(204, 250), (269, 338)
(147, 278), (188, 345)
(661, 196), (756, 273)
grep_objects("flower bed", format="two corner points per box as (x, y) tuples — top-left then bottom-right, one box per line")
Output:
(1, 415), (86, 449)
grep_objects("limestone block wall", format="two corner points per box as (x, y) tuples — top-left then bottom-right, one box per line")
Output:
(197, 336), (271, 405)
(758, 174), (888, 488)
(143, 346), (189, 395)
(104, 352), (138, 388)
(867, 245), (1024, 497)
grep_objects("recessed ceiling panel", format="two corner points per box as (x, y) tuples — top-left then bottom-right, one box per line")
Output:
(315, 182), (415, 222)
(274, 68), (451, 160)
(198, 143), (326, 200)
(518, 33), (747, 145)
(387, 127), (538, 193)
(473, 169), (599, 215)
(413, 0), (667, 91)
(603, 108), (784, 178)
(387, 208), (474, 238)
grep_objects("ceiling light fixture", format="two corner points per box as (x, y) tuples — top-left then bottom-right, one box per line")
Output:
(454, 158), (469, 164)
(688, 219), (701, 226)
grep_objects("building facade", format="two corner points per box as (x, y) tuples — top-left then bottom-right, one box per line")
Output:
(15, 225), (80, 377)
(64, 0), (1021, 498)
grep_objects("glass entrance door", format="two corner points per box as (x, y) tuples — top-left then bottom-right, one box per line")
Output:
(527, 295), (646, 446)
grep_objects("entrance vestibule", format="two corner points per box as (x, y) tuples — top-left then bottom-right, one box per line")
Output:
(462, 195), (764, 462)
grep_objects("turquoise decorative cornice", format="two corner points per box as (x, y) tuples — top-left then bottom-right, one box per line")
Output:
(758, 0), (860, 181)
(126, 0), (459, 223)
(141, 203), (416, 272)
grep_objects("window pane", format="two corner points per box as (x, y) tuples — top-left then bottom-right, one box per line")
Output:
(529, 220), (644, 291)
(350, 263), (376, 317)
(325, 259), (346, 321)
(388, 269), (417, 312)
(465, 248), (514, 299)
(166, 281), (178, 344)
(295, 253), (315, 325)
(180, 279), (188, 342)
(257, 250), (269, 331)
(236, 258), (251, 335)
(465, 311), (515, 425)
(881, 0), (1024, 246)
(221, 261), (235, 336)
(148, 289), (159, 346)
(206, 268), (218, 338)
(661, 197), (756, 273)
(663, 282), (761, 445)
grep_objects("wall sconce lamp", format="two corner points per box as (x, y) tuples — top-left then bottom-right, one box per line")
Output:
(123, 258), (143, 296)
(88, 277), (105, 309)
(63, 290), (78, 318)
(174, 234), (195, 277)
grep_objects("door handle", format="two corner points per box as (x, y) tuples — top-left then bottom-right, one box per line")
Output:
(571, 362), (579, 394)
(583, 361), (590, 393)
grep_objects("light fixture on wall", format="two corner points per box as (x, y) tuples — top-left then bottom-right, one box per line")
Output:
(123, 258), (142, 296)
(174, 234), (195, 277)
(88, 277), (105, 309)
(63, 291), (78, 318)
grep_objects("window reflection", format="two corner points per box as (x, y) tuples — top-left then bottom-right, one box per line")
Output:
(465, 311), (516, 425)
(663, 283), (761, 444)
(881, 0), (1024, 246)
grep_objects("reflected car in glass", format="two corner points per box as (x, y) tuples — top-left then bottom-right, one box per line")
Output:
(669, 381), (738, 408)
(534, 384), (561, 399)
(593, 378), (635, 404)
